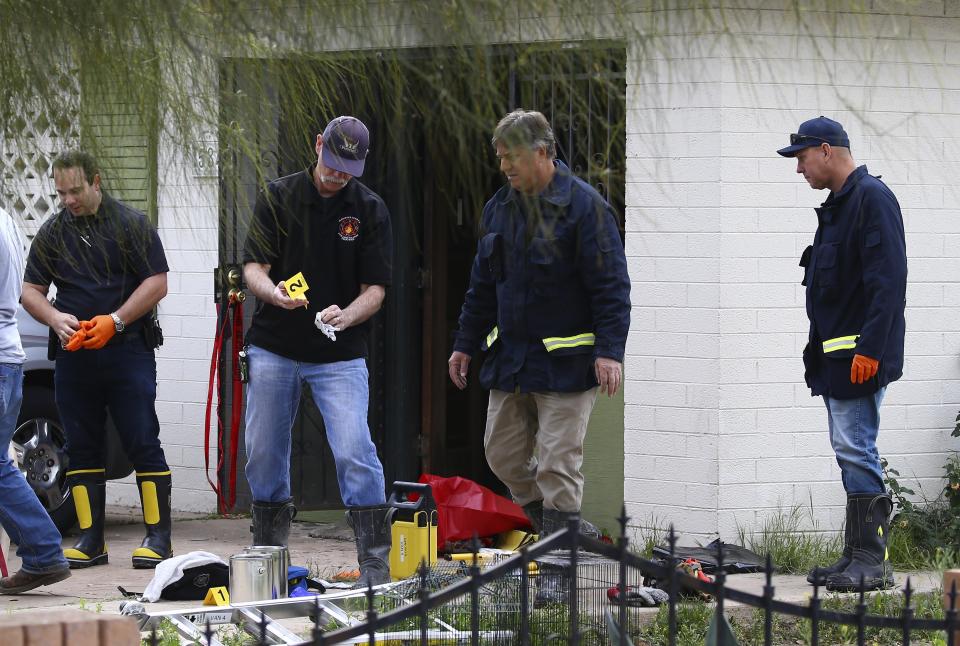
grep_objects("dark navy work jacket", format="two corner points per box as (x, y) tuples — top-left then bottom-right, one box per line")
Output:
(453, 161), (631, 393)
(800, 165), (907, 399)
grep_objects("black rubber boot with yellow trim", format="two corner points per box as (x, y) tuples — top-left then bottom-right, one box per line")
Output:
(63, 470), (109, 569)
(825, 493), (895, 592)
(132, 471), (173, 569)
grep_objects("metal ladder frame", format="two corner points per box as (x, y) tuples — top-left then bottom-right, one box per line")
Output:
(127, 585), (514, 644)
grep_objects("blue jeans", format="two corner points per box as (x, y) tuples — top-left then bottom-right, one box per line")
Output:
(243, 346), (385, 507)
(0, 363), (68, 574)
(824, 388), (886, 494)
(54, 337), (168, 472)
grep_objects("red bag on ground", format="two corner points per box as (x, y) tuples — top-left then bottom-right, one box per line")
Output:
(417, 473), (532, 546)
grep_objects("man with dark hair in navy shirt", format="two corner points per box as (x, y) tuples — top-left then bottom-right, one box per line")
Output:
(22, 150), (172, 570)
(242, 116), (393, 587)
(779, 116), (907, 592)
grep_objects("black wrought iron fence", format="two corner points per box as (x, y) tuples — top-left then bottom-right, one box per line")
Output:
(143, 511), (959, 645)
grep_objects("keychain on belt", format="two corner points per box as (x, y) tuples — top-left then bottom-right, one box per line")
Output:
(237, 346), (249, 383)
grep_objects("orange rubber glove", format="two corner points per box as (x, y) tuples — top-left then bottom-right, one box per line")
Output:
(79, 315), (116, 350)
(850, 353), (879, 385)
(64, 328), (87, 351)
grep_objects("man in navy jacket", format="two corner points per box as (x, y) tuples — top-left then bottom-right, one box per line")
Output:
(448, 110), (630, 549)
(779, 116), (907, 592)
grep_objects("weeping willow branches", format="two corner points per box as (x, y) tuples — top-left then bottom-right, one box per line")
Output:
(0, 0), (939, 230)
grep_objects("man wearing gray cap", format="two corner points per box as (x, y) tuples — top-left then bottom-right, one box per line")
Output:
(242, 116), (394, 587)
(778, 116), (907, 592)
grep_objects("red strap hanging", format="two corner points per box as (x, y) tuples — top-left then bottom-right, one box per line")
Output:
(204, 302), (229, 512)
(204, 289), (245, 514)
(226, 298), (244, 511)
(0, 537), (8, 577)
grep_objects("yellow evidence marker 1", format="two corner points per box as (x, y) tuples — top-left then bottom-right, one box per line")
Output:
(284, 271), (310, 308)
(203, 586), (230, 606)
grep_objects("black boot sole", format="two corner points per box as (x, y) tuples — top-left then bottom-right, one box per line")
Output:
(0, 569), (72, 594)
(826, 577), (895, 592)
(66, 553), (109, 569)
(132, 556), (166, 569)
(807, 567), (849, 585)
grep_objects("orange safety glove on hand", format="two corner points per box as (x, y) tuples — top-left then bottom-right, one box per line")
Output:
(64, 328), (87, 351)
(850, 353), (879, 385)
(79, 315), (116, 350)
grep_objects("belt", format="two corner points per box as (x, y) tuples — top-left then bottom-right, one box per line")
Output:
(107, 330), (144, 346)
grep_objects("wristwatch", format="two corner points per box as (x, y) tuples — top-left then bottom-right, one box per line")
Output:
(110, 312), (126, 333)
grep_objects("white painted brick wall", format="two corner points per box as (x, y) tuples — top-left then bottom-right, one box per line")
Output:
(141, 4), (960, 538)
(131, 66), (221, 513)
(624, 4), (960, 542)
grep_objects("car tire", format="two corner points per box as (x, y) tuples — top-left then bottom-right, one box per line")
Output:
(13, 385), (77, 534)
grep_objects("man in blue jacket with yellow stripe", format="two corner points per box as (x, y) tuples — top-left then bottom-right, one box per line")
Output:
(448, 110), (630, 549)
(778, 116), (907, 592)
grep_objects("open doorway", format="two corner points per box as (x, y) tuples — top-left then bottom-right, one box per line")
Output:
(218, 43), (626, 517)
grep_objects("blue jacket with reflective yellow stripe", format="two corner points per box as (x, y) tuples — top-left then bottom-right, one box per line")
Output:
(453, 161), (631, 393)
(800, 165), (907, 399)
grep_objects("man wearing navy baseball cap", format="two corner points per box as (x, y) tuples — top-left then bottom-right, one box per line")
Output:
(780, 117), (907, 593)
(320, 115), (370, 177)
(241, 115), (394, 587)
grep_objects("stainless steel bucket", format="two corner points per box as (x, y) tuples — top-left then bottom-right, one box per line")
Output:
(229, 553), (275, 603)
(244, 545), (290, 598)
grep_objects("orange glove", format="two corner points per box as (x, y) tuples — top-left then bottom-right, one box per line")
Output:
(64, 328), (87, 351)
(79, 315), (116, 350)
(850, 353), (879, 384)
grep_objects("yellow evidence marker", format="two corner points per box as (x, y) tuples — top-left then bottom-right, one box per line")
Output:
(203, 586), (230, 606)
(284, 271), (310, 308)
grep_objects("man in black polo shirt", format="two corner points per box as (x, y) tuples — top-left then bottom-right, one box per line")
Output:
(242, 116), (393, 587)
(21, 150), (172, 570)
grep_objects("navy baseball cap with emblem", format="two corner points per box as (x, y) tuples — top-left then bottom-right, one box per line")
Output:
(321, 116), (370, 177)
(777, 116), (851, 157)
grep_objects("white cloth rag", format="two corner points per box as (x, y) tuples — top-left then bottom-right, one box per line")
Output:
(141, 550), (227, 602)
(314, 313), (340, 341)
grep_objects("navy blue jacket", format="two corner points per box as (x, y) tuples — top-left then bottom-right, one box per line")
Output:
(800, 165), (907, 399)
(453, 161), (631, 393)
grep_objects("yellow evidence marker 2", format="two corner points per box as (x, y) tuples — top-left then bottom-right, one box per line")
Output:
(203, 586), (230, 606)
(284, 271), (310, 308)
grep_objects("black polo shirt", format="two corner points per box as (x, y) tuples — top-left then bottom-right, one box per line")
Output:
(24, 195), (168, 334)
(242, 166), (393, 363)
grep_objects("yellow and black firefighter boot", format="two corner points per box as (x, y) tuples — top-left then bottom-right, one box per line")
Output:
(826, 493), (895, 592)
(132, 471), (173, 569)
(63, 470), (109, 568)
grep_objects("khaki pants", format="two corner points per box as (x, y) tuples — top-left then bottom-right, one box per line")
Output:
(483, 388), (598, 513)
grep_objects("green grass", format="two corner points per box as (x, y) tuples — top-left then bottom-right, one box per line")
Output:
(887, 513), (960, 571)
(737, 504), (843, 575)
(634, 590), (949, 646)
(734, 503), (960, 574)
(140, 619), (261, 646)
(635, 601), (716, 646)
(141, 618), (181, 646)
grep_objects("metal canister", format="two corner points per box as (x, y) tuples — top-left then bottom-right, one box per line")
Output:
(244, 546), (290, 598)
(229, 553), (275, 603)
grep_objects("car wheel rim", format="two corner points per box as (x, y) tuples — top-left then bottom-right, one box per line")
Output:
(13, 417), (68, 511)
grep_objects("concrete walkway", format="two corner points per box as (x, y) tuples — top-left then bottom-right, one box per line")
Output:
(0, 510), (946, 639)
(0, 509), (358, 617)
